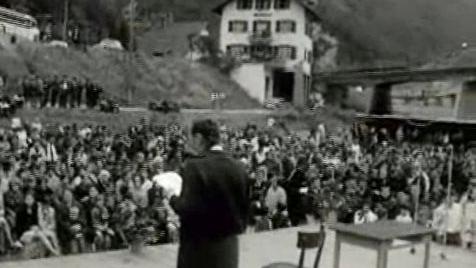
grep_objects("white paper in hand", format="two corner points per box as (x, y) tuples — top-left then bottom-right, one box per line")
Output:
(153, 172), (183, 197)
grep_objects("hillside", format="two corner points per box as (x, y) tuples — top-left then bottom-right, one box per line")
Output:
(142, 0), (476, 68)
(137, 21), (205, 57)
(5, 0), (476, 67)
(0, 39), (259, 109)
(316, 0), (476, 68)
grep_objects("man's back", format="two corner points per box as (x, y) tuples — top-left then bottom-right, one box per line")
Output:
(173, 151), (248, 242)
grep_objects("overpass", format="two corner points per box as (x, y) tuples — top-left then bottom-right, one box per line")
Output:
(315, 66), (476, 85)
(315, 66), (476, 116)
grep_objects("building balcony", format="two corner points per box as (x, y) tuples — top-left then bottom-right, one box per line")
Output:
(249, 31), (272, 45)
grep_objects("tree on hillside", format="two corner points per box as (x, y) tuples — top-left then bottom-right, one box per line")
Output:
(112, 18), (131, 50)
(0, 0), (10, 7)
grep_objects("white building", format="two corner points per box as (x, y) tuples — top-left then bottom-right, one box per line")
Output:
(0, 6), (40, 41)
(213, 0), (320, 107)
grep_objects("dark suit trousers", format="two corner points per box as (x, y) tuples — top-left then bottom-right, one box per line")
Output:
(177, 235), (239, 268)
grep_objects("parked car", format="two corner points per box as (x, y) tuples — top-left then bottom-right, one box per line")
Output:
(93, 39), (124, 51)
(264, 98), (285, 110)
(148, 100), (180, 114)
(46, 40), (68, 48)
(99, 99), (120, 113)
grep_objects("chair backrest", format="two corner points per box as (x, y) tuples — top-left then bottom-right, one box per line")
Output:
(296, 225), (326, 268)
(297, 232), (321, 249)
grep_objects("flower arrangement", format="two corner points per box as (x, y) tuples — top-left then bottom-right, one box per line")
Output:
(127, 212), (154, 254)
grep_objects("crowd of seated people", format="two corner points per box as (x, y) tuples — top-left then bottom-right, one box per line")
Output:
(238, 122), (476, 250)
(0, 118), (183, 258)
(0, 117), (475, 261)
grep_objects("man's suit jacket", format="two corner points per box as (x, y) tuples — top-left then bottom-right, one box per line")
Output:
(171, 150), (249, 243)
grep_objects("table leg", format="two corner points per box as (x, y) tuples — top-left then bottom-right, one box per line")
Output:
(423, 235), (431, 268)
(376, 243), (388, 268)
(334, 232), (342, 268)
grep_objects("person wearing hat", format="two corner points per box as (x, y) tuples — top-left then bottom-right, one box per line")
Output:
(169, 119), (248, 268)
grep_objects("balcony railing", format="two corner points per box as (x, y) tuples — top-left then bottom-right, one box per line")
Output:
(249, 31), (272, 44)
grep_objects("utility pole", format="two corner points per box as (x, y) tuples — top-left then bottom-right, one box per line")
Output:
(127, 0), (136, 104)
(128, 0), (135, 52)
(62, 0), (69, 41)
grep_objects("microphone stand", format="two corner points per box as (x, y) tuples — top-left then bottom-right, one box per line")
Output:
(410, 172), (421, 255)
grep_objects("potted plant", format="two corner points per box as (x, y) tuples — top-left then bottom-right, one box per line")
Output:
(128, 216), (151, 254)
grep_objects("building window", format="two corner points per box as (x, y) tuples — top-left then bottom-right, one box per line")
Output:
(305, 23), (315, 37)
(237, 0), (253, 9)
(256, 0), (272, 10)
(274, 0), (290, 9)
(251, 45), (274, 60)
(304, 50), (313, 63)
(228, 21), (248, 33)
(275, 45), (297, 60)
(253, 20), (271, 35)
(226, 44), (249, 58)
(276, 20), (296, 33)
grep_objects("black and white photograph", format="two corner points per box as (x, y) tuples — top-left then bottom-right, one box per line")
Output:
(0, 0), (475, 268)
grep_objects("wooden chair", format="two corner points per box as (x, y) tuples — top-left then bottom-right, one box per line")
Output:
(263, 225), (326, 268)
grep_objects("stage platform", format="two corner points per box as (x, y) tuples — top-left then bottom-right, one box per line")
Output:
(2, 226), (475, 268)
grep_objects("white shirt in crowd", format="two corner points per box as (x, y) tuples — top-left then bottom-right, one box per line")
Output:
(354, 210), (378, 224)
(16, 129), (28, 148)
(447, 202), (464, 233)
(396, 212), (413, 224)
(45, 142), (59, 162)
(0, 177), (8, 216)
(351, 143), (361, 163)
(433, 202), (464, 235)
(265, 185), (287, 214)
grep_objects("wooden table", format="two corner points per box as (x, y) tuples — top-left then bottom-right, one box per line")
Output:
(330, 221), (435, 268)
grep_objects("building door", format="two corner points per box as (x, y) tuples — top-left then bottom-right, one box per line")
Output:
(265, 76), (270, 99)
(273, 70), (294, 102)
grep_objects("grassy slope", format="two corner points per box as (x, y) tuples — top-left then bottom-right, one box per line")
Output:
(0, 40), (260, 109)
(137, 21), (205, 57)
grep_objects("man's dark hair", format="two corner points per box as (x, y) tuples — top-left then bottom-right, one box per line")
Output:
(191, 119), (220, 149)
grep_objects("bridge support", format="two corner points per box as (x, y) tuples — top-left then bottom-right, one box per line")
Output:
(369, 83), (393, 115)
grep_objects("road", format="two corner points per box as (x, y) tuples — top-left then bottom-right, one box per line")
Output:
(120, 107), (274, 115)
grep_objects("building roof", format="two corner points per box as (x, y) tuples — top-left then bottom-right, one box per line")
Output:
(212, 0), (320, 19)
(315, 66), (476, 85)
(0, 6), (37, 21)
(356, 113), (476, 126)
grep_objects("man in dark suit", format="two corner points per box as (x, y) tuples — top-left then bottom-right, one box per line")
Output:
(169, 119), (249, 268)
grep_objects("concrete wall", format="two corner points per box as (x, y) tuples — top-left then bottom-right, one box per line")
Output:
(231, 63), (267, 103)
(456, 82), (476, 120)
(391, 81), (461, 118)
(0, 23), (39, 41)
(219, 0), (313, 75)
